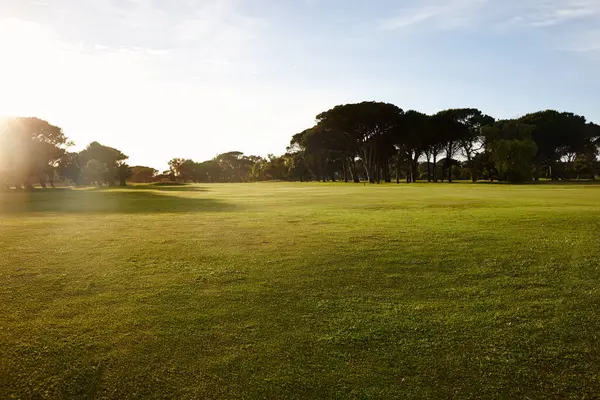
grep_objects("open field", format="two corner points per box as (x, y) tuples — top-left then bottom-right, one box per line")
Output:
(2, 182), (600, 399)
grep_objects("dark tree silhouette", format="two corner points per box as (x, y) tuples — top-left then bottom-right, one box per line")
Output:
(4, 103), (597, 187)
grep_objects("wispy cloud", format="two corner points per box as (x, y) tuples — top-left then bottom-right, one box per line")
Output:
(506, 0), (600, 27)
(378, 0), (600, 31)
(2, 0), (267, 74)
(378, 0), (488, 31)
(563, 28), (600, 58)
(377, 0), (600, 56)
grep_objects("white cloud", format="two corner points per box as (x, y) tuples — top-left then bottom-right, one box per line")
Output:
(2, 0), (266, 72)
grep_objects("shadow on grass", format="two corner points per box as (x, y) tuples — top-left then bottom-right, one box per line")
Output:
(473, 180), (600, 186)
(532, 180), (600, 186)
(92, 184), (211, 193)
(0, 188), (234, 214)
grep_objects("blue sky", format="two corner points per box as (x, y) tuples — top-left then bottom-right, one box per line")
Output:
(0, 0), (598, 169)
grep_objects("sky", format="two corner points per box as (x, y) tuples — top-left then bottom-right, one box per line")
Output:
(0, 0), (599, 170)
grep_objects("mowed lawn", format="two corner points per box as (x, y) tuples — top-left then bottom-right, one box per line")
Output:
(1, 183), (600, 399)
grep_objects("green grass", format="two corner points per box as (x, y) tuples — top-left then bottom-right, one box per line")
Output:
(1, 182), (600, 399)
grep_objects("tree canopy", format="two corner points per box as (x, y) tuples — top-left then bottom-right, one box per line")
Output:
(0, 117), (69, 189)
(1, 105), (598, 189)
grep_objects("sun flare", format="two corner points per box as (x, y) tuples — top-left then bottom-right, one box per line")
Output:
(0, 18), (84, 120)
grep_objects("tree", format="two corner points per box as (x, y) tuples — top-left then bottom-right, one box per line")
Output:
(422, 115), (446, 183)
(0, 117), (70, 189)
(484, 121), (538, 183)
(391, 110), (429, 183)
(130, 166), (158, 183)
(520, 110), (592, 181)
(445, 109), (495, 182)
(471, 151), (498, 182)
(262, 154), (289, 180)
(282, 151), (311, 182)
(79, 142), (128, 185)
(117, 162), (132, 186)
(197, 160), (220, 183)
(433, 111), (471, 183)
(290, 128), (333, 182)
(83, 159), (108, 186)
(168, 158), (186, 180)
(316, 102), (403, 183)
(213, 152), (255, 182)
(179, 159), (201, 182)
(589, 123), (600, 154)
(57, 152), (83, 185)
(572, 154), (596, 180)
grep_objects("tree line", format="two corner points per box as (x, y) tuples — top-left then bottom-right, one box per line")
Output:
(287, 103), (600, 184)
(1, 104), (599, 189)
(0, 118), (298, 188)
(0, 118), (130, 189)
(158, 104), (600, 184)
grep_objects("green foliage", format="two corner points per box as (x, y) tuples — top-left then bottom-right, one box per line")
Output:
(130, 166), (158, 183)
(51, 142), (132, 187)
(4, 107), (597, 187)
(82, 159), (108, 186)
(519, 110), (595, 180)
(571, 153), (597, 179)
(0, 117), (68, 188)
(484, 121), (538, 183)
(315, 102), (404, 183)
(56, 152), (82, 185)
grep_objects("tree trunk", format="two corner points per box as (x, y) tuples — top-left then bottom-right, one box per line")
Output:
(368, 148), (373, 183)
(343, 159), (348, 183)
(349, 157), (360, 183)
(446, 141), (453, 183)
(433, 153), (438, 182)
(412, 156), (418, 183)
(396, 152), (401, 184)
(362, 148), (372, 183)
(373, 147), (378, 184)
(38, 173), (47, 188)
(467, 154), (476, 183)
(426, 153), (431, 182)
(384, 160), (391, 183)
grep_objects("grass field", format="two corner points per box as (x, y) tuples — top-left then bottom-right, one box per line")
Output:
(1, 182), (600, 399)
